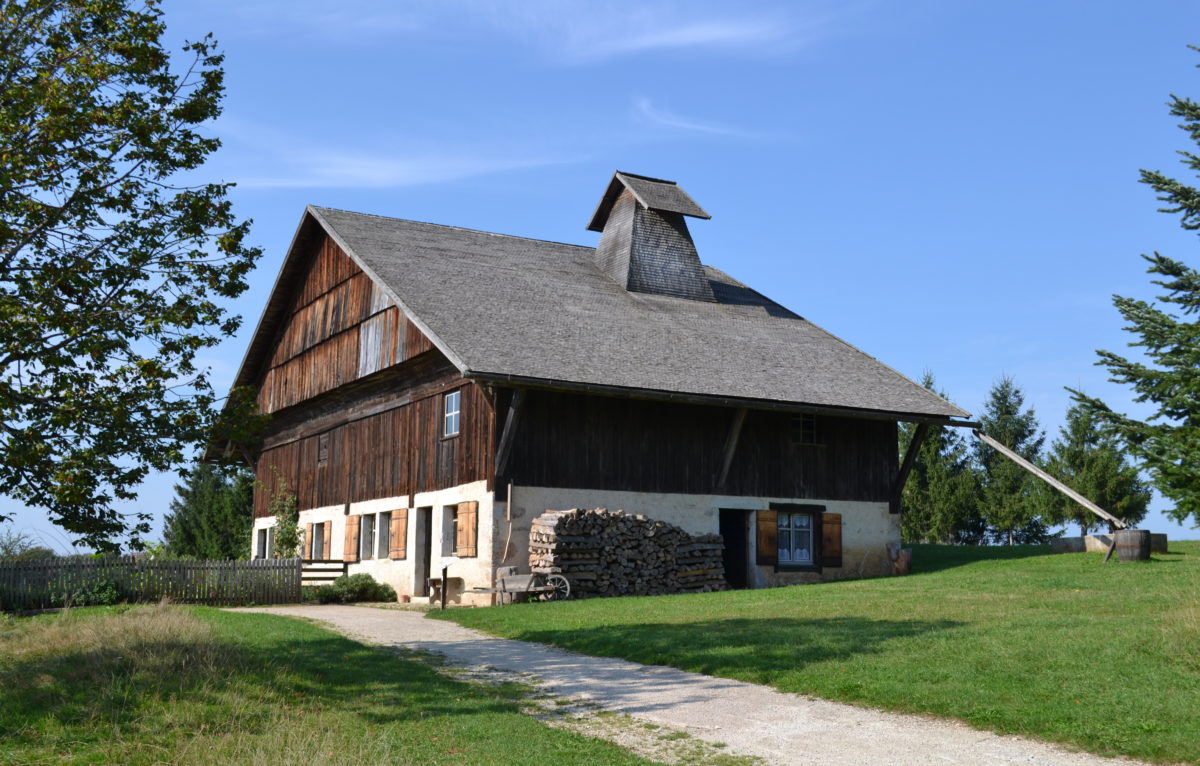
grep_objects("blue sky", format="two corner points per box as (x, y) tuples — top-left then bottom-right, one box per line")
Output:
(9, 0), (1200, 551)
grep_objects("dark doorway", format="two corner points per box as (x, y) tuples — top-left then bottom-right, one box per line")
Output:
(415, 507), (433, 596)
(719, 509), (751, 589)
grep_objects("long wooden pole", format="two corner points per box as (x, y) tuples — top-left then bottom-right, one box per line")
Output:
(972, 430), (1126, 530)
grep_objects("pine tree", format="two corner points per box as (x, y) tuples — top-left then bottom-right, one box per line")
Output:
(163, 464), (253, 560)
(1041, 402), (1151, 536)
(975, 376), (1047, 545)
(899, 373), (980, 544)
(1071, 56), (1200, 525)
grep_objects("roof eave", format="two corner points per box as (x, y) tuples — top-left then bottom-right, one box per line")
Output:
(466, 370), (975, 426)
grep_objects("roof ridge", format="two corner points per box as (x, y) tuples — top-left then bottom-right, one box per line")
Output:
(615, 170), (678, 185)
(310, 205), (596, 252)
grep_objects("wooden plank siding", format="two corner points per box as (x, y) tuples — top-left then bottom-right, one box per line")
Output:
(253, 379), (495, 517)
(256, 235), (430, 414)
(498, 390), (897, 502)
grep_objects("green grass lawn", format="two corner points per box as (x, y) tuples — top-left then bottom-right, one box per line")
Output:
(434, 542), (1200, 763)
(0, 604), (661, 765)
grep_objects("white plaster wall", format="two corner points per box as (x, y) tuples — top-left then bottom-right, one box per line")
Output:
(345, 480), (495, 605)
(252, 481), (496, 604)
(507, 486), (898, 587)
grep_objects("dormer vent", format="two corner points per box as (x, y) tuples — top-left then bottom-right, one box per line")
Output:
(587, 171), (716, 302)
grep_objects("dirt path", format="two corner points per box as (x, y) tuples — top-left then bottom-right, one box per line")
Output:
(234, 604), (1144, 766)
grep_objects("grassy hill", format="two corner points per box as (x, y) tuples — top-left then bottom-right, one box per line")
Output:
(436, 542), (1200, 763)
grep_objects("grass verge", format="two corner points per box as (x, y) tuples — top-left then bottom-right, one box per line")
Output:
(0, 603), (661, 765)
(433, 542), (1200, 763)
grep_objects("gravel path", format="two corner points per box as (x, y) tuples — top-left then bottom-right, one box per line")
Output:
(235, 604), (1144, 766)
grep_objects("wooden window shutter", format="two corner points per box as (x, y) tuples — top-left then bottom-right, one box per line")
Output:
(821, 513), (843, 568)
(304, 523), (313, 559)
(321, 523), (331, 560)
(756, 509), (777, 565)
(389, 509), (408, 560)
(457, 501), (478, 557)
(343, 515), (360, 562)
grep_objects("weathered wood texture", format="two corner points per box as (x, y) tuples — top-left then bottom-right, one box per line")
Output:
(256, 235), (433, 414)
(253, 378), (494, 517)
(501, 390), (897, 501)
(0, 557), (301, 611)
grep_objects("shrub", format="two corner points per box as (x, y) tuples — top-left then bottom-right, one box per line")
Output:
(51, 578), (122, 608)
(314, 574), (396, 604)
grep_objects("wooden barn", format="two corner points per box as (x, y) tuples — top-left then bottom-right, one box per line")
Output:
(212, 171), (972, 602)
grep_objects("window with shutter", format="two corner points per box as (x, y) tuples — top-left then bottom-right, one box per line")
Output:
(343, 515), (360, 563)
(456, 501), (478, 557)
(377, 512), (391, 559)
(359, 513), (376, 560)
(755, 509), (777, 565)
(821, 513), (843, 568)
(389, 509), (408, 559)
(768, 503), (826, 572)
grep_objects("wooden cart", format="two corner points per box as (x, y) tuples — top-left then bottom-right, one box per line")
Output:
(473, 571), (570, 604)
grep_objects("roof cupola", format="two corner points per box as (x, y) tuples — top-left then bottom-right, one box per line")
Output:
(587, 171), (716, 302)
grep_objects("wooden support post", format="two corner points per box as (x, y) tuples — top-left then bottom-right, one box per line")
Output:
(715, 407), (748, 491)
(891, 422), (930, 514)
(494, 389), (525, 480)
(973, 430), (1127, 530)
(440, 564), (448, 610)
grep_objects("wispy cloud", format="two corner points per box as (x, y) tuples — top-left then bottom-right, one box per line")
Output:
(213, 1), (825, 64)
(489, 4), (806, 64)
(210, 119), (568, 190)
(633, 97), (758, 138)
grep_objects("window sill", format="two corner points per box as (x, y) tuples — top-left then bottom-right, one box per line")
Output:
(776, 564), (822, 573)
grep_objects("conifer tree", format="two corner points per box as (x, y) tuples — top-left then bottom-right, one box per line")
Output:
(899, 373), (980, 543)
(1041, 402), (1151, 536)
(975, 376), (1048, 545)
(163, 464), (253, 560)
(1072, 57), (1200, 525)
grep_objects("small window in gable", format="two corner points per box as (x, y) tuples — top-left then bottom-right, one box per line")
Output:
(318, 432), (330, 464)
(790, 413), (821, 445)
(443, 390), (461, 437)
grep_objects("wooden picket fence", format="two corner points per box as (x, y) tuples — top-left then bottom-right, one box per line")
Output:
(0, 557), (303, 611)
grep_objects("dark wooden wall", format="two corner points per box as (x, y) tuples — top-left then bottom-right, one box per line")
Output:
(499, 390), (896, 501)
(249, 232), (495, 517)
(256, 235), (431, 414)
(253, 372), (494, 517)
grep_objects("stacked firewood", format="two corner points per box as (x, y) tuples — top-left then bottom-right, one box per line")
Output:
(529, 508), (726, 598)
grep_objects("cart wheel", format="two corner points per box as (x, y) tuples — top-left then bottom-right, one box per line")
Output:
(544, 574), (570, 601)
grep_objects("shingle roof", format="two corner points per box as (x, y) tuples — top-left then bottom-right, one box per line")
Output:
(587, 172), (710, 232)
(305, 206), (968, 420)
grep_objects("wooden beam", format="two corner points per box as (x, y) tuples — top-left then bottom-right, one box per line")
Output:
(494, 388), (525, 479)
(891, 422), (930, 514)
(467, 370), (980, 428)
(973, 430), (1127, 529)
(715, 407), (748, 491)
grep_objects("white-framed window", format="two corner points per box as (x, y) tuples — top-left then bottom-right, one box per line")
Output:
(356, 512), (394, 560)
(309, 522), (326, 560)
(377, 511), (391, 559)
(443, 390), (461, 437)
(777, 511), (814, 566)
(359, 513), (376, 560)
(443, 505), (459, 554)
(256, 527), (272, 559)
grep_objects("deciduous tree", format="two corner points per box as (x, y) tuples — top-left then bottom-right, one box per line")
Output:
(0, 0), (260, 550)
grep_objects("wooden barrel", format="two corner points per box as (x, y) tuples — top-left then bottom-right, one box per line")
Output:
(1115, 529), (1151, 561)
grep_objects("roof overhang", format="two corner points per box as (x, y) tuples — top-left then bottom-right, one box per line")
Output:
(467, 370), (978, 427)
